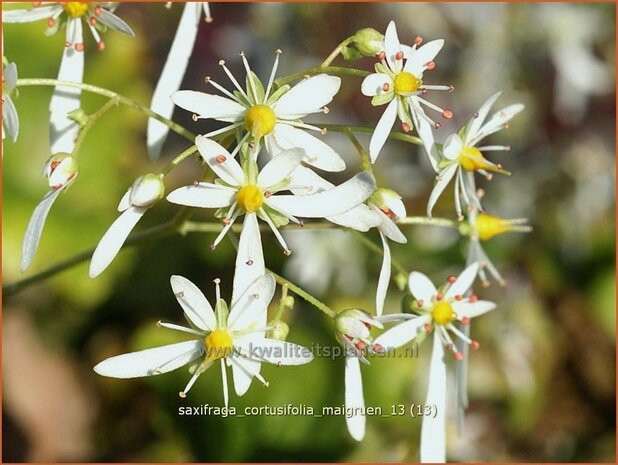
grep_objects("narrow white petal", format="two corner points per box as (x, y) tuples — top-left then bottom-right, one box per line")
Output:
(445, 262), (479, 299)
(4, 62), (18, 90)
(266, 171), (376, 218)
(95, 8), (135, 36)
(442, 133), (463, 160)
(465, 91), (501, 143)
(271, 124), (345, 172)
(273, 74), (341, 118)
(170, 275), (217, 331)
(229, 356), (261, 396)
(404, 39), (444, 76)
(420, 336), (447, 463)
(451, 300), (496, 319)
(471, 103), (525, 144)
(195, 136), (245, 185)
(117, 189), (131, 211)
(361, 73), (391, 97)
(2, 5), (59, 23)
(369, 99), (398, 162)
(166, 182), (236, 208)
(229, 273), (275, 331)
(236, 338), (313, 365)
(257, 148), (304, 187)
(373, 316), (429, 349)
(2, 95), (19, 142)
(384, 20), (401, 70)
(412, 105), (438, 171)
(408, 272), (437, 305)
(376, 231), (391, 316)
(374, 208), (407, 243)
(220, 359), (229, 408)
(172, 91), (245, 122)
(328, 204), (382, 232)
(426, 164), (457, 218)
(147, 3), (201, 159)
(89, 207), (147, 278)
(345, 356), (365, 441)
(93, 340), (203, 378)
(21, 189), (62, 272)
(230, 213), (267, 308)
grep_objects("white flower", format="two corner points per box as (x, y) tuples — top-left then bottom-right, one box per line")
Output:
(147, 2), (212, 160)
(427, 92), (525, 219)
(374, 263), (496, 462)
(361, 20), (452, 167)
(89, 173), (165, 278)
(2, 59), (19, 143)
(94, 273), (314, 403)
(3, 2), (134, 153)
(167, 136), (376, 255)
(172, 51), (345, 171)
(21, 154), (79, 271)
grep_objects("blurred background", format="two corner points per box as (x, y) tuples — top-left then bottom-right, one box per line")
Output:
(2, 2), (615, 462)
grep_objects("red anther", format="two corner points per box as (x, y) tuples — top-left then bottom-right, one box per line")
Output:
(436, 292), (444, 301)
(454, 294), (463, 301)
(298, 220), (305, 227)
(448, 85), (455, 93)
(496, 163), (503, 170)
(425, 60), (436, 70)
(468, 294), (478, 303)
(446, 343), (453, 351)
(97, 41), (105, 52)
(460, 316), (470, 325)
(89, 16), (97, 26)
(75, 42), (85, 52)
(471, 340), (480, 350)
(473, 111), (479, 118)
(395, 51), (404, 60)
(355, 341), (367, 351)
(223, 218), (231, 225)
(421, 88), (428, 95)
(454, 351), (464, 361)
(504, 122), (510, 129)
(344, 335), (354, 342)
(50, 161), (61, 171)
(246, 259), (254, 266)
(94, 5), (102, 15)
(434, 122), (442, 130)
(47, 17), (56, 27)
(362, 321), (372, 330)
(382, 83), (390, 92)
(447, 275), (457, 283)
(417, 299), (424, 307)
(442, 109), (453, 119)
(215, 154), (227, 164)
(377, 52), (386, 62)
(423, 323), (432, 332)
(263, 191), (272, 198)
(33, 1), (42, 6)
(372, 343), (384, 353)
(401, 122), (411, 132)
(413, 36), (423, 46)
(381, 207), (396, 219)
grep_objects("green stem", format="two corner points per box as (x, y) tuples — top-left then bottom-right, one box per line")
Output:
(323, 124), (422, 146)
(268, 270), (336, 319)
(398, 216), (458, 228)
(16, 78), (195, 143)
(320, 37), (354, 67)
(274, 66), (369, 88)
(161, 145), (198, 176)
(344, 128), (372, 172)
(351, 230), (409, 276)
(72, 97), (118, 158)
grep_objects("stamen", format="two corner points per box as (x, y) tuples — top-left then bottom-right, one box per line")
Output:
(204, 76), (238, 101)
(157, 321), (204, 336)
(382, 83), (390, 92)
(372, 343), (384, 353)
(219, 59), (249, 101)
(413, 36), (423, 46)
(264, 49), (282, 102)
(454, 351), (464, 361)
(259, 208), (291, 255)
(401, 122), (411, 132)
(204, 122), (244, 139)
(377, 52), (386, 62)
(211, 211), (240, 249)
(423, 323), (432, 332)
(471, 340), (480, 350)
(468, 294), (478, 303)
(460, 316), (470, 325)
(442, 109), (453, 119)
(94, 5), (102, 15)
(395, 51), (404, 60)
(447, 275), (457, 283)
(239, 51), (259, 103)
(215, 154), (227, 164)
(425, 60), (436, 70)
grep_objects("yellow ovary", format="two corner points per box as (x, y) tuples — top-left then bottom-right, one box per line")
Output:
(432, 301), (455, 325)
(204, 329), (234, 360)
(394, 72), (421, 95)
(475, 213), (510, 241)
(236, 185), (264, 213)
(245, 104), (276, 139)
(458, 146), (495, 172)
(63, 2), (89, 18)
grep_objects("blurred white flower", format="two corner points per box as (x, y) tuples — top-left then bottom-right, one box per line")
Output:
(2, 59), (19, 144)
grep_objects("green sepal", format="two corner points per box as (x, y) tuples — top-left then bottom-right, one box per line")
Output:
(67, 108), (89, 126)
(258, 204), (289, 228)
(341, 45), (363, 62)
(397, 98), (413, 127)
(213, 207), (229, 219)
(266, 84), (291, 106)
(215, 299), (229, 329)
(394, 272), (408, 292)
(245, 71), (265, 104)
(233, 90), (251, 108)
(374, 62), (390, 75)
(371, 92), (394, 107)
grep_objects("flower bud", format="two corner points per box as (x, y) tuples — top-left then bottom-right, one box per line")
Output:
(129, 173), (165, 208)
(335, 308), (382, 347)
(369, 187), (406, 220)
(44, 153), (79, 189)
(350, 28), (384, 57)
(267, 321), (289, 341)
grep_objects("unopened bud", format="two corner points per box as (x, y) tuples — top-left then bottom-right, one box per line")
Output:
(267, 321), (289, 341)
(369, 187), (406, 219)
(350, 28), (385, 57)
(129, 173), (165, 207)
(44, 153), (79, 189)
(335, 308), (382, 343)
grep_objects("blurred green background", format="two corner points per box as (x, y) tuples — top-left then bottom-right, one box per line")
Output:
(2, 2), (615, 462)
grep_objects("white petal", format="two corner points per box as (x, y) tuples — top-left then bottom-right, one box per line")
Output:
(376, 231), (390, 317)
(445, 262), (479, 299)
(230, 213), (266, 307)
(472, 103), (525, 144)
(2, 5), (59, 23)
(170, 275), (216, 331)
(95, 8), (135, 36)
(451, 300), (496, 319)
(266, 171), (375, 218)
(4, 62), (18, 90)
(50, 20), (84, 154)
(442, 133), (463, 160)
(166, 182), (236, 208)
(20, 189), (62, 272)
(361, 73), (391, 97)
(345, 356), (365, 441)
(228, 273), (275, 331)
(271, 124), (345, 172)
(420, 336), (447, 463)
(465, 91), (501, 143)
(220, 359), (229, 408)
(117, 188), (131, 211)
(147, 3), (201, 159)
(404, 39), (444, 77)
(195, 136), (245, 185)
(328, 204), (382, 232)
(375, 208), (407, 243)
(369, 99), (398, 162)
(426, 164), (457, 218)
(273, 74), (341, 118)
(2, 95), (19, 143)
(236, 338), (314, 365)
(93, 340), (203, 378)
(229, 356), (261, 396)
(408, 272), (437, 305)
(89, 207), (147, 278)
(413, 105), (438, 171)
(172, 91), (245, 122)
(257, 148), (304, 187)
(373, 316), (429, 349)
(384, 20), (401, 70)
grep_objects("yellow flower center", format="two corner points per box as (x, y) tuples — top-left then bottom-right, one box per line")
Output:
(63, 2), (89, 18)
(394, 72), (421, 95)
(432, 301), (455, 325)
(204, 329), (234, 360)
(236, 184), (264, 213)
(475, 213), (510, 241)
(458, 146), (493, 172)
(244, 104), (276, 139)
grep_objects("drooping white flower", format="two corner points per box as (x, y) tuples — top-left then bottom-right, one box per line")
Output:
(2, 59), (19, 144)
(427, 92), (524, 219)
(374, 263), (496, 462)
(21, 153), (79, 271)
(3, 2), (134, 152)
(89, 173), (166, 278)
(172, 52), (345, 171)
(94, 273), (314, 403)
(167, 136), (376, 255)
(361, 20), (453, 167)
(147, 2), (212, 160)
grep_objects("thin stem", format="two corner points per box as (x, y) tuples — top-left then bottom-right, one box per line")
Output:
(398, 216), (458, 228)
(351, 230), (409, 276)
(344, 128), (372, 172)
(180, 220), (341, 235)
(16, 78), (195, 142)
(268, 270), (336, 319)
(161, 145), (198, 176)
(72, 97), (118, 158)
(323, 124), (422, 146)
(320, 37), (354, 67)
(274, 66), (369, 88)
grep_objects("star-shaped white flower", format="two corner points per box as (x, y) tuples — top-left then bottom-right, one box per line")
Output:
(172, 52), (345, 171)
(167, 136), (376, 256)
(2, 59), (19, 144)
(3, 2), (134, 153)
(147, 2), (212, 159)
(94, 273), (314, 403)
(374, 263), (496, 462)
(361, 20), (452, 167)
(427, 92), (524, 219)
